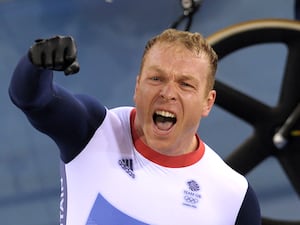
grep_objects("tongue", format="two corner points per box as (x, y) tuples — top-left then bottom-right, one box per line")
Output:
(156, 121), (173, 131)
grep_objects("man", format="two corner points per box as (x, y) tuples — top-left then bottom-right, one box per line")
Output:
(9, 29), (261, 225)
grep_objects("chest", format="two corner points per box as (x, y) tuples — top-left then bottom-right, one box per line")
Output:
(64, 146), (242, 225)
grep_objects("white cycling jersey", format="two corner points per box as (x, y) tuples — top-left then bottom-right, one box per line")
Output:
(60, 107), (248, 225)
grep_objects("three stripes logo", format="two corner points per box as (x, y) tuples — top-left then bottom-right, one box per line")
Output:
(118, 158), (135, 179)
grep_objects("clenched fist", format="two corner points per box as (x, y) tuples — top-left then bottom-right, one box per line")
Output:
(28, 35), (80, 75)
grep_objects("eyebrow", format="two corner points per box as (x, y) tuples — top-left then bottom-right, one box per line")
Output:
(178, 74), (198, 82)
(147, 65), (200, 83)
(147, 66), (165, 74)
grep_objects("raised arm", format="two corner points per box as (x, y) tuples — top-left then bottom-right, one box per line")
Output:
(9, 36), (106, 163)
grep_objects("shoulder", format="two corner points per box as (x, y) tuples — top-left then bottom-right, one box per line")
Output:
(106, 106), (134, 125)
(235, 185), (261, 225)
(202, 143), (248, 186)
(201, 143), (261, 224)
(110, 106), (134, 116)
(201, 143), (250, 204)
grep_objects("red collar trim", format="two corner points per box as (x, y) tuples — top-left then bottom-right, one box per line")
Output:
(130, 109), (205, 168)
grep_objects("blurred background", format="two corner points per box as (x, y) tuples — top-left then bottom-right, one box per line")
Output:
(1, 0), (299, 224)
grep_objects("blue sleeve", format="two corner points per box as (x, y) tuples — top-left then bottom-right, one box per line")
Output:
(235, 185), (262, 225)
(9, 55), (106, 163)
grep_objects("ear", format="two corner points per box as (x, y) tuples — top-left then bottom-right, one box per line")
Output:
(133, 75), (141, 103)
(202, 90), (216, 117)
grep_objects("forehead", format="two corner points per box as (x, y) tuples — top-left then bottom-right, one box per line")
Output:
(143, 42), (210, 75)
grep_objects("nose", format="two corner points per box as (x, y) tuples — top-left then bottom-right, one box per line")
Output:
(160, 82), (177, 101)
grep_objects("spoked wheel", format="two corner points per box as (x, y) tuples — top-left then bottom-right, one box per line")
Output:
(207, 19), (300, 225)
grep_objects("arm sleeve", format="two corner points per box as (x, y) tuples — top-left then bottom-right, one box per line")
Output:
(9, 55), (106, 163)
(235, 185), (262, 225)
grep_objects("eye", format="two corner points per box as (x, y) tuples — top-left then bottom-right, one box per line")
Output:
(180, 81), (194, 89)
(149, 76), (164, 83)
(151, 76), (160, 81)
(181, 82), (190, 87)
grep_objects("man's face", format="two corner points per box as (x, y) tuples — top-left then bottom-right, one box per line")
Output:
(134, 42), (216, 155)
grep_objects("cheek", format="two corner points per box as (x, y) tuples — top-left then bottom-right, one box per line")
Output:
(181, 103), (202, 132)
(136, 83), (156, 101)
(134, 85), (150, 109)
(134, 85), (143, 103)
(134, 82), (143, 104)
(189, 105), (203, 120)
(184, 96), (207, 118)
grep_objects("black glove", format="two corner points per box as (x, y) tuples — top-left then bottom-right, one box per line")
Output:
(28, 35), (80, 75)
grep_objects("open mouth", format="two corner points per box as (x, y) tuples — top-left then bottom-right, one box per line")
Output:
(153, 110), (177, 131)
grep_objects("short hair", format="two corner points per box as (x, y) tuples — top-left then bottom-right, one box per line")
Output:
(140, 29), (218, 91)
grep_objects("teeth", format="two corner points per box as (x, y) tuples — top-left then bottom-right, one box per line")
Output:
(156, 110), (175, 118)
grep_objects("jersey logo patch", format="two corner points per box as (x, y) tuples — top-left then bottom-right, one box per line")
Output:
(118, 158), (135, 179)
(182, 180), (201, 208)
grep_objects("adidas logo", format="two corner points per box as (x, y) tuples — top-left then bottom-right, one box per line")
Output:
(118, 158), (135, 179)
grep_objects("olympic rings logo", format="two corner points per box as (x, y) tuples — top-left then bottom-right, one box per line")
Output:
(184, 196), (199, 204)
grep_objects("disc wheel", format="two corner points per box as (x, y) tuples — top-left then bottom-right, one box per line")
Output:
(207, 19), (300, 225)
